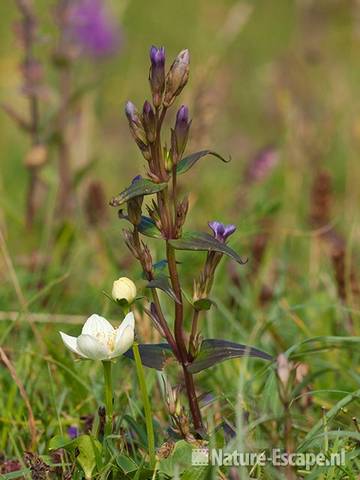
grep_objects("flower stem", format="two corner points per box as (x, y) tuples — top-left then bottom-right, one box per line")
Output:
(133, 341), (156, 467)
(102, 360), (113, 436)
(166, 242), (204, 432)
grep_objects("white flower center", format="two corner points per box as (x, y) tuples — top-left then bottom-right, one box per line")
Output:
(95, 331), (116, 352)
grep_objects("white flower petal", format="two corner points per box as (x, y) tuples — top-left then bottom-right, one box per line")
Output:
(77, 334), (110, 360)
(81, 314), (114, 336)
(111, 312), (135, 358)
(60, 332), (87, 358)
(116, 312), (135, 336)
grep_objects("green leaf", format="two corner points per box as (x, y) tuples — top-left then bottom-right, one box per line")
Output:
(188, 339), (272, 374)
(116, 454), (138, 474)
(1, 469), (30, 479)
(123, 415), (148, 448)
(118, 213), (162, 239)
(76, 435), (102, 480)
(147, 276), (180, 303)
(49, 434), (76, 451)
(109, 178), (167, 207)
(169, 232), (247, 265)
(193, 298), (216, 311)
(176, 150), (230, 175)
(297, 386), (360, 452)
(124, 343), (174, 370)
(285, 335), (360, 359)
(159, 440), (194, 477)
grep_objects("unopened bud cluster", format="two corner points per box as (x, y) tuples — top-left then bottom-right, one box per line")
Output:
(125, 46), (191, 181)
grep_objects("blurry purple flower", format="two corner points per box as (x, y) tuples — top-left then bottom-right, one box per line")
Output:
(69, 0), (121, 58)
(208, 221), (236, 243)
(67, 426), (79, 439)
(245, 146), (279, 183)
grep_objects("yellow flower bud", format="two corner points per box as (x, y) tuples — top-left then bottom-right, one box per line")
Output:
(112, 277), (137, 304)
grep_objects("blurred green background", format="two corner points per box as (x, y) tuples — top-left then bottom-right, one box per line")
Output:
(1, 0), (359, 315)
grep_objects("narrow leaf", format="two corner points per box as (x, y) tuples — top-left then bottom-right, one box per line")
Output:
(110, 178), (167, 207)
(176, 150), (230, 175)
(147, 276), (180, 304)
(124, 343), (174, 370)
(188, 339), (272, 374)
(169, 232), (247, 265)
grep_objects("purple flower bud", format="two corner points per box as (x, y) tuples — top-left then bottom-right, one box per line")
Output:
(149, 46), (165, 107)
(131, 175), (142, 184)
(143, 100), (152, 116)
(67, 426), (79, 439)
(150, 46), (165, 67)
(208, 221), (236, 243)
(164, 49), (190, 107)
(142, 101), (156, 143)
(125, 101), (137, 123)
(125, 102), (150, 159)
(176, 105), (189, 124)
(69, 0), (121, 59)
(171, 105), (190, 162)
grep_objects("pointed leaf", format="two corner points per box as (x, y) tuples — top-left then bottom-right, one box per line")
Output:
(147, 276), (180, 304)
(110, 178), (167, 207)
(188, 339), (272, 374)
(49, 435), (76, 451)
(169, 231), (247, 264)
(124, 343), (174, 370)
(76, 435), (102, 480)
(176, 150), (230, 175)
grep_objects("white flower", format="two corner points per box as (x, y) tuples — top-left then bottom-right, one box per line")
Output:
(60, 313), (134, 360)
(112, 277), (137, 304)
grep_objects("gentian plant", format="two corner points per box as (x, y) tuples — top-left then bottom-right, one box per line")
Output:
(110, 46), (272, 436)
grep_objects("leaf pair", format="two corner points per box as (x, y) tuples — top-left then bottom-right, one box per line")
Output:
(109, 150), (229, 207)
(124, 339), (272, 373)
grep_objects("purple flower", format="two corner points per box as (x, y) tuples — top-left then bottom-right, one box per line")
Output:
(69, 0), (121, 58)
(67, 426), (79, 439)
(208, 221), (236, 243)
